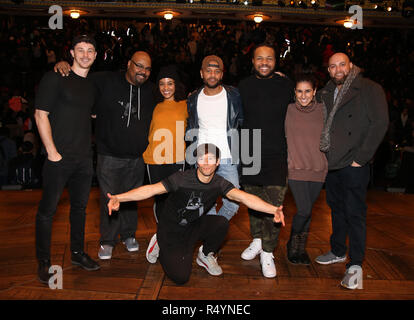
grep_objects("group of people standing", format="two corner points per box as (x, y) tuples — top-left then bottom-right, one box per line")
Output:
(34, 33), (389, 292)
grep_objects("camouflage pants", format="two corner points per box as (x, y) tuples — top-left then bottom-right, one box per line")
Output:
(243, 184), (287, 252)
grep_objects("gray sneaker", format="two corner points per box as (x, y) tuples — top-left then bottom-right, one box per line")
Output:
(123, 238), (139, 252)
(341, 265), (363, 289)
(196, 245), (223, 276)
(315, 251), (346, 265)
(146, 233), (159, 264)
(98, 245), (113, 260)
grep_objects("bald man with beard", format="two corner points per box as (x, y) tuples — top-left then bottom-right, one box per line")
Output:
(55, 51), (155, 259)
(315, 53), (388, 289)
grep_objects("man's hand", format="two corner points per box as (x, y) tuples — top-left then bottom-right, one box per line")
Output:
(351, 161), (362, 167)
(274, 205), (285, 226)
(47, 151), (62, 162)
(107, 193), (120, 216)
(54, 61), (71, 77)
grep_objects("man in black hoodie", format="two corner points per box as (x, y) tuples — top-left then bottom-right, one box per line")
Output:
(55, 51), (155, 259)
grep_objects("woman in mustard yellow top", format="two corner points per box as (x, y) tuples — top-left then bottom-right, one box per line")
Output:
(143, 66), (188, 225)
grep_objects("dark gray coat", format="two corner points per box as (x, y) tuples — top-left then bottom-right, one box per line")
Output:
(318, 74), (389, 170)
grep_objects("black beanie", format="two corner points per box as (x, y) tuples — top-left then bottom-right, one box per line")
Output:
(156, 66), (180, 83)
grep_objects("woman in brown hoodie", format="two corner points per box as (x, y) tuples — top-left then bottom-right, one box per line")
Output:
(285, 74), (328, 265)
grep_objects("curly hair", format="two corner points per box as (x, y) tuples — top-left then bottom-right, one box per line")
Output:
(154, 79), (187, 104)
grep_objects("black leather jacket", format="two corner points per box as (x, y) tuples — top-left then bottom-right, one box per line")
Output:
(186, 85), (244, 163)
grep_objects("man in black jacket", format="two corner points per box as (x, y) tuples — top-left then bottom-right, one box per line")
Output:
(315, 52), (389, 290)
(55, 51), (155, 260)
(186, 55), (243, 221)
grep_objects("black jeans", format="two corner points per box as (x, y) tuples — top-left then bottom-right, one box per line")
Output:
(288, 180), (324, 234)
(97, 154), (145, 247)
(35, 156), (93, 261)
(326, 165), (370, 268)
(158, 215), (229, 285)
(147, 163), (185, 221)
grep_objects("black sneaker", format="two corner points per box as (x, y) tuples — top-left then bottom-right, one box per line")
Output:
(71, 252), (100, 271)
(38, 259), (51, 284)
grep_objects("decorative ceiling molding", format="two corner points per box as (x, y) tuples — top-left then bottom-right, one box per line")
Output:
(0, 0), (412, 27)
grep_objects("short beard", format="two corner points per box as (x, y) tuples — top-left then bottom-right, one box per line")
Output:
(135, 74), (147, 86)
(204, 79), (221, 89)
(332, 73), (348, 85)
(254, 67), (275, 79)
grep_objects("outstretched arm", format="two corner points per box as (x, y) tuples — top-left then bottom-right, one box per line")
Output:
(107, 182), (167, 216)
(226, 189), (285, 226)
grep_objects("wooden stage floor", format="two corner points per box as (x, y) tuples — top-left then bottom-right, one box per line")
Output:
(0, 187), (413, 301)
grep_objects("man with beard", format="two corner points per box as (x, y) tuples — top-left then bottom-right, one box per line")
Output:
(238, 44), (294, 278)
(186, 55), (243, 224)
(35, 35), (100, 284)
(315, 53), (388, 289)
(55, 51), (155, 260)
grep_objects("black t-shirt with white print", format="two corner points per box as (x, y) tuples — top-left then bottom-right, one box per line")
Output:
(160, 169), (235, 229)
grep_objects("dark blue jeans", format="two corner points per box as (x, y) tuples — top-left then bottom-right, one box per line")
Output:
(97, 154), (145, 247)
(36, 156), (93, 260)
(326, 165), (370, 268)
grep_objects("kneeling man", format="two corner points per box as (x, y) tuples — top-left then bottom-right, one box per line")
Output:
(107, 143), (284, 284)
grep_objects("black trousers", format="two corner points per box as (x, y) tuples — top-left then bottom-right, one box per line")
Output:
(97, 154), (145, 247)
(35, 156), (93, 261)
(146, 163), (185, 221)
(326, 165), (370, 268)
(157, 215), (229, 285)
(288, 180), (324, 234)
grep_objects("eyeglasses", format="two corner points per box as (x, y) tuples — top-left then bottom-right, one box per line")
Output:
(130, 60), (152, 72)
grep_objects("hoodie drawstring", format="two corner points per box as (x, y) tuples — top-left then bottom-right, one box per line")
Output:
(137, 86), (141, 121)
(128, 84), (132, 127)
(127, 84), (141, 127)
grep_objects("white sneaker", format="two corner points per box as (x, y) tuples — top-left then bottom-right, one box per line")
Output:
(241, 238), (262, 260)
(146, 233), (159, 264)
(98, 245), (113, 260)
(260, 251), (276, 278)
(196, 245), (223, 276)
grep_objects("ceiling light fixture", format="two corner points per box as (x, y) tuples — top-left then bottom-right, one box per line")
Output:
(70, 10), (80, 19)
(343, 18), (354, 28)
(253, 14), (263, 23)
(164, 12), (173, 20)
